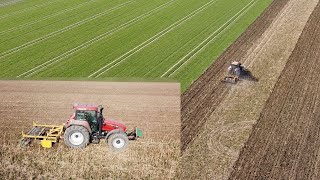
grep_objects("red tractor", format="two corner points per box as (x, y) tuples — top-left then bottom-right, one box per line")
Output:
(21, 104), (142, 151)
(221, 61), (258, 84)
(221, 61), (245, 84)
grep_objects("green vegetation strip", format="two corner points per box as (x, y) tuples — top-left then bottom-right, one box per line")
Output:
(0, 0), (272, 91)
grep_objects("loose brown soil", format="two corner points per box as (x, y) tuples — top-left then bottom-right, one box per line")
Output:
(0, 80), (180, 179)
(180, 0), (292, 177)
(181, 0), (291, 151)
(181, 0), (319, 179)
(229, 2), (320, 179)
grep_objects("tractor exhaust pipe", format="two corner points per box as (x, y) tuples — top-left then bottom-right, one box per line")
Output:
(98, 106), (104, 136)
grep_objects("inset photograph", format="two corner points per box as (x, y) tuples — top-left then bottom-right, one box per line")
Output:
(0, 80), (180, 179)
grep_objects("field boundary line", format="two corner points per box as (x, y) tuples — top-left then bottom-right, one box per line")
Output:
(0, 0), (23, 7)
(89, 0), (219, 78)
(142, 2), (240, 78)
(0, 0), (98, 35)
(161, 0), (257, 78)
(17, 0), (176, 78)
(0, 1), (133, 59)
(0, 0), (59, 19)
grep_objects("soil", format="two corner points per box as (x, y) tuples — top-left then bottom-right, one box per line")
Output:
(229, 2), (320, 179)
(181, 0), (319, 179)
(181, 0), (292, 151)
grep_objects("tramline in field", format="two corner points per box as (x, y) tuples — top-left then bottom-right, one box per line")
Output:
(0, 0), (272, 91)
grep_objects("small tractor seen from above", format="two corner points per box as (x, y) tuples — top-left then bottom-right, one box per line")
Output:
(222, 61), (258, 84)
(222, 61), (245, 84)
(21, 104), (142, 151)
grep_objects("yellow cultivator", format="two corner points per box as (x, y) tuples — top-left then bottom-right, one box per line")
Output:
(20, 122), (64, 148)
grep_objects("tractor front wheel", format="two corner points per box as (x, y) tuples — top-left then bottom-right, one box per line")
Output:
(64, 125), (90, 149)
(107, 132), (129, 152)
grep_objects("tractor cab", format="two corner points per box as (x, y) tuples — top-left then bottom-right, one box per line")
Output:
(230, 61), (241, 67)
(68, 104), (127, 134)
(73, 104), (100, 132)
(227, 61), (246, 77)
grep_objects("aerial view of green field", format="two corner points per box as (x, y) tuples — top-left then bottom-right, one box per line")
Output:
(0, 0), (272, 91)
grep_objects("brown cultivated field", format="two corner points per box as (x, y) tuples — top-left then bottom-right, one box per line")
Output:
(181, 0), (291, 152)
(230, 2), (320, 179)
(181, 0), (319, 179)
(0, 81), (180, 179)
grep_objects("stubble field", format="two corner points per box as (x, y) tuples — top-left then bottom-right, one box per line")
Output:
(230, 2), (320, 179)
(0, 80), (180, 179)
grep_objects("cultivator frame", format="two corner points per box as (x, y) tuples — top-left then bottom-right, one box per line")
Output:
(20, 122), (64, 148)
(221, 76), (240, 84)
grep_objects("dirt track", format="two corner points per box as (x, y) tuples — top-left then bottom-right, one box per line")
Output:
(181, 0), (319, 179)
(230, 2), (320, 179)
(0, 80), (180, 179)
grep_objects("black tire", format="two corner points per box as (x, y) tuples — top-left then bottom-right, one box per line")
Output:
(107, 132), (129, 152)
(234, 67), (241, 76)
(64, 125), (90, 149)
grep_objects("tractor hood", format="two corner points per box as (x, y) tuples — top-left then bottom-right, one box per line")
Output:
(103, 119), (127, 132)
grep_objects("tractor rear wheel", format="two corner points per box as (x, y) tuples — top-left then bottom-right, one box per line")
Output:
(64, 125), (89, 149)
(107, 132), (129, 152)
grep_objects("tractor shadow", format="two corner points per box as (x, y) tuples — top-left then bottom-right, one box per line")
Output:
(241, 70), (259, 82)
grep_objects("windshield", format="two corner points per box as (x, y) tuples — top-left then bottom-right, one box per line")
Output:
(75, 110), (97, 121)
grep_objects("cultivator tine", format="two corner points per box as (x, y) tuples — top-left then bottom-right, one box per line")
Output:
(20, 126), (42, 147)
(20, 134), (31, 148)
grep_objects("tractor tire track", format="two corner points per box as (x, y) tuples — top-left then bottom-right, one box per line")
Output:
(161, 0), (257, 78)
(0, 0), (59, 19)
(0, 0), (23, 7)
(16, 0), (176, 78)
(88, 0), (219, 78)
(141, 0), (245, 78)
(0, 1), (133, 59)
(0, 0), (97, 35)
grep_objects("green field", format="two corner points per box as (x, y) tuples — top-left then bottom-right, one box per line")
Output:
(0, 0), (272, 91)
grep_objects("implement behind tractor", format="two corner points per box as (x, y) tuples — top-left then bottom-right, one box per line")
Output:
(21, 122), (64, 148)
(20, 104), (142, 151)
